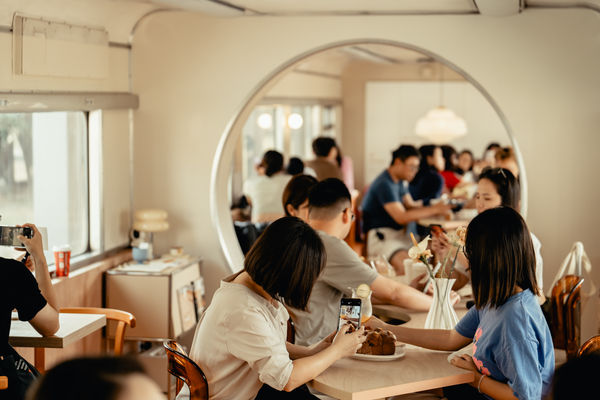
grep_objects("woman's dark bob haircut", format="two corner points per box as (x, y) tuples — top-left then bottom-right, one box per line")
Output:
(282, 174), (318, 216)
(465, 207), (539, 309)
(478, 167), (520, 210)
(244, 216), (325, 310)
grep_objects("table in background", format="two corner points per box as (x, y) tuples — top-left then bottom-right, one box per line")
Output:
(9, 313), (106, 372)
(311, 298), (473, 399)
(417, 216), (471, 231)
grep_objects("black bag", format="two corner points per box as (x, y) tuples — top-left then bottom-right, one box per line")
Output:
(0, 346), (40, 400)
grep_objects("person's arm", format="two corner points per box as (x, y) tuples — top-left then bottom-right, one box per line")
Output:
(451, 355), (517, 400)
(18, 224), (59, 336)
(367, 317), (471, 351)
(370, 275), (432, 311)
(383, 201), (451, 226)
(283, 325), (366, 391)
(402, 193), (423, 209)
(286, 331), (335, 359)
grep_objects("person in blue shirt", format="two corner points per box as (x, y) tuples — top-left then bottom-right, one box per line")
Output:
(360, 145), (450, 275)
(368, 206), (554, 399)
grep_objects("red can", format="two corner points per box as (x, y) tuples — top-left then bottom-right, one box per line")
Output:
(53, 245), (71, 277)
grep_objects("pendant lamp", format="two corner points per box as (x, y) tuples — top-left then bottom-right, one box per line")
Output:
(415, 65), (467, 144)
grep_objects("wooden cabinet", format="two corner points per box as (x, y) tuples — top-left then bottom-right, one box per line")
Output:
(105, 256), (204, 340)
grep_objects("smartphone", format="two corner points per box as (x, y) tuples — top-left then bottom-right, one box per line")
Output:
(0, 226), (33, 247)
(338, 297), (362, 333)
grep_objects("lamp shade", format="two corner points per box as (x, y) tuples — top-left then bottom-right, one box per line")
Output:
(133, 209), (169, 232)
(415, 106), (467, 144)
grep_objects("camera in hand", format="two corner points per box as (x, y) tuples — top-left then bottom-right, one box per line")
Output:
(0, 226), (33, 247)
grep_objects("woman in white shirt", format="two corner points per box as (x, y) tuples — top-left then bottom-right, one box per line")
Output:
(243, 150), (291, 223)
(189, 217), (366, 400)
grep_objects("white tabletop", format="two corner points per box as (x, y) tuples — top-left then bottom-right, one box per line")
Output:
(9, 313), (106, 348)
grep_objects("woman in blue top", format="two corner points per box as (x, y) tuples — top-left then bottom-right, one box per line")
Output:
(369, 207), (554, 399)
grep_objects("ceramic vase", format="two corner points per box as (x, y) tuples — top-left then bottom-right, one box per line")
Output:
(424, 278), (459, 330)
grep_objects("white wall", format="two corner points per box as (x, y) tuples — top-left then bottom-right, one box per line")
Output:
(131, 9), (600, 339)
(265, 71), (341, 100)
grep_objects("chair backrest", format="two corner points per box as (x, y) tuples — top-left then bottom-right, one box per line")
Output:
(60, 307), (136, 355)
(577, 335), (600, 358)
(0, 376), (7, 390)
(286, 318), (295, 344)
(550, 275), (584, 359)
(163, 340), (208, 400)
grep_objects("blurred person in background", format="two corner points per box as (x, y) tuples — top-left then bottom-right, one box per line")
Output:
(456, 149), (475, 183)
(304, 137), (343, 182)
(242, 150), (291, 223)
(409, 144), (445, 206)
(494, 146), (519, 178)
(440, 145), (461, 192)
(286, 157), (306, 176)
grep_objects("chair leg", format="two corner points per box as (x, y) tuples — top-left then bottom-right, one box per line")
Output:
(34, 348), (45, 373)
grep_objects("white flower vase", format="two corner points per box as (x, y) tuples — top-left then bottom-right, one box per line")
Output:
(424, 278), (459, 330)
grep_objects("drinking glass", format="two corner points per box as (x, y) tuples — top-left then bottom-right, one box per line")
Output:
(351, 287), (373, 323)
(369, 254), (395, 277)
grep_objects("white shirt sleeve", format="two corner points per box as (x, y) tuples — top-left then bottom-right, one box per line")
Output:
(224, 307), (293, 391)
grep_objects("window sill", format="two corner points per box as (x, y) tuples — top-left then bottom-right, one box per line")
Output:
(51, 246), (132, 284)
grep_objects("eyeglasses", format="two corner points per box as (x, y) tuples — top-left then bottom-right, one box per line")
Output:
(343, 208), (355, 221)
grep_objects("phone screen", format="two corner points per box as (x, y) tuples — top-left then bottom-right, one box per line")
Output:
(0, 226), (33, 247)
(338, 298), (362, 332)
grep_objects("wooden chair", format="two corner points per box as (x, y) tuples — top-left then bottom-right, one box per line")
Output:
(0, 376), (7, 390)
(286, 318), (296, 344)
(549, 275), (584, 360)
(60, 307), (136, 355)
(577, 335), (600, 357)
(164, 340), (208, 400)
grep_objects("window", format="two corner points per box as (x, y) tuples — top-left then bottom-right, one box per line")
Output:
(0, 112), (89, 263)
(241, 103), (339, 182)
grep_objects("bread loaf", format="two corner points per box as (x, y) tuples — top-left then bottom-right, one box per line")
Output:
(357, 327), (397, 355)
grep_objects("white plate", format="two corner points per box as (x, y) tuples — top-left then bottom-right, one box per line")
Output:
(352, 345), (406, 361)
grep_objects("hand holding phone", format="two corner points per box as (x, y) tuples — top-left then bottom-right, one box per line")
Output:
(332, 322), (367, 358)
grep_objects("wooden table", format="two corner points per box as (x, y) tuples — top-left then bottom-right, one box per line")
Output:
(310, 297), (473, 399)
(9, 313), (106, 372)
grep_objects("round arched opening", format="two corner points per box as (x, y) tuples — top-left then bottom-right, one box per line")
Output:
(211, 39), (526, 272)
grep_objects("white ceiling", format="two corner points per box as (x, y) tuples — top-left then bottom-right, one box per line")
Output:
(0, 0), (598, 43)
(214, 0), (478, 15)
